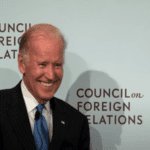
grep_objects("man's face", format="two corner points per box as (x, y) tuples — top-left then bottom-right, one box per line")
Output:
(19, 35), (63, 103)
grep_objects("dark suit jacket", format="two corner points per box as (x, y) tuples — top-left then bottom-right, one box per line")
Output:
(0, 81), (90, 150)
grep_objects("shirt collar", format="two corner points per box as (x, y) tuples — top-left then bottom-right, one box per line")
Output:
(21, 80), (50, 113)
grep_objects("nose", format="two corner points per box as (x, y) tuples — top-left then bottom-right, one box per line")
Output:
(45, 65), (55, 81)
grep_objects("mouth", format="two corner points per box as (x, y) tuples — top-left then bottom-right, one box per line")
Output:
(39, 80), (59, 87)
(41, 82), (53, 87)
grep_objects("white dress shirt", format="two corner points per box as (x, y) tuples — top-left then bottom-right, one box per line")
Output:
(21, 80), (53, 141)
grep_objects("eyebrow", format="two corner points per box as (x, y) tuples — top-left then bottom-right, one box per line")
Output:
(37, 59), (63, 64)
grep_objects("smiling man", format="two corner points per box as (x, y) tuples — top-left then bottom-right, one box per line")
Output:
(19, 27), (64, 104)
(0, 24), (90, 150)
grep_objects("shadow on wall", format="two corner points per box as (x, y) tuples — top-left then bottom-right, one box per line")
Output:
(66, 70), (124, 150)
(63, 52), (101, 150)
(55, 51), (90, 100)
(0, 68), (21, 90)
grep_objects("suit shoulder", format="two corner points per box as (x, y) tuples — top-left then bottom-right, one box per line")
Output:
(54, 97), (87, 120)
(0, 88), (12, 99)
(0, 86), (16, 106)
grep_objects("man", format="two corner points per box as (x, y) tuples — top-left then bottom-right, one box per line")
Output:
(0, 24), (90, 150)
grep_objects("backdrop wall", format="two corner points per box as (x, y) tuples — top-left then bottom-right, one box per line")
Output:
(0, 0), (149, 150)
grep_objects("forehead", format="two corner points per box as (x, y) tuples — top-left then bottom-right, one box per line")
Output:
(30, 33), (60, 45)
(28, 35), (63, 61)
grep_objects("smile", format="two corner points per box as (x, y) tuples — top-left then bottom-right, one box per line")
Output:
(40, 82), (53, 87)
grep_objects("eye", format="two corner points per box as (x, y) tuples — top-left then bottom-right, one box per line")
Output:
(55, 63), (62, 67)
(39, 63), (46, 66)
(56, 64), (61, 66)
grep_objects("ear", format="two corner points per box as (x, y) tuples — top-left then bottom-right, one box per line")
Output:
(18, 53), (26, 74)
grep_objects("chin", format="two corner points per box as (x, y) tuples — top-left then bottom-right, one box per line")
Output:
(41, 94), (54, 100)
(37, 90), (56, 101)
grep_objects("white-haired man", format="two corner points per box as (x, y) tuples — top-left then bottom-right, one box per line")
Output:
(0, 24), (90, 150)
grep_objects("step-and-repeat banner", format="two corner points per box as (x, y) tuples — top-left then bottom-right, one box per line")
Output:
(0, 1), (149, 150)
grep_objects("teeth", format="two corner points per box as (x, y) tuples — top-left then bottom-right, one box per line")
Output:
(41, 82), (53, 87)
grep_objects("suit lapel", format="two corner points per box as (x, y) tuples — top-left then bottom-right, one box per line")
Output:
(6, 81), (36, 150)
(49, 97), (71, 150)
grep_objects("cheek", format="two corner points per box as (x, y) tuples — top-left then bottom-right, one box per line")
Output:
(57, 70), (63, 79)
(55, 67), (63, 78)
(28, 67), (43, 78)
